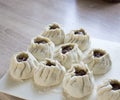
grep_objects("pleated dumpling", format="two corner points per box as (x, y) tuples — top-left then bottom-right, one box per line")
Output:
(41, 23), (65, 45)
(28, 36), (55, 62)
(97, 79), (120, 100)
(83, 49), (112, 75)
(9, 51), (38, 80)
(54, 43), (82, 70)
(64, 29), (90, 51)
(34, 59), (66, 87)
(63, 63), (94, 98)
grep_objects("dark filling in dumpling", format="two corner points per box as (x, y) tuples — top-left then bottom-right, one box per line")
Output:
(74, 30), (86, 35)
(110, 81), (120, 90)
(62, 45), (74, 54)
(17, 53), (28, 62)
(75, 69), (86, 76)
(35, 40), (47, 44)
(46, 61), (56, 66)
(49, 24), (60, 30)
(34, 38), (48, 44)
(93, 50), (105, 58)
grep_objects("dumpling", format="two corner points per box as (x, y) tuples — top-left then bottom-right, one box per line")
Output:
(9, 51), (38, 80)
(63, 63), (94, 98)
(28, 35), (55, 62)
(64, 28), (90, 51)
(34, 58), (66, 87)
(54, 43), (82, 70)
(83, 48), (112, 75)
(97, 79), (120, 100)
(41, 23), (65, 45)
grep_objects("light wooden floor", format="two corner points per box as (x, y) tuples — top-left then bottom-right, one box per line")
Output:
(0, 0), (120, 99)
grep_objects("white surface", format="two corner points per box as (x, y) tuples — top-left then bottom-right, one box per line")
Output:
(0, 38), (120, 100)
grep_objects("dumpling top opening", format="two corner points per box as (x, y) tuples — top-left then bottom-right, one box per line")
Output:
(74, 29), (86, 35)
(16, 52), (28, 62)
(110, 80), (120, 90)
(34, 37), (48, 44)
(49, 24), (60, 30)
(93, 49), (105, 58)
(74, 67), (87, 76)
(62, 45), (74, 54)
(45, 60), (56, 66)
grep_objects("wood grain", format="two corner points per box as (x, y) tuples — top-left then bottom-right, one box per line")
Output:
(0, 0), (120, 99)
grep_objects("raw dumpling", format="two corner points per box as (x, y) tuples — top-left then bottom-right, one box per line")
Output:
(97, 79), (120, 100)
(28, 35), (55, 62)
(64, 29), (90, 51)
(63, 63), (94, 98)
(41, 23), (65, 45)
(34, 58), (66, 87)
(9, 51), (38, 80)
(83, 48), (112, 75)
(54, 43), (82, 70)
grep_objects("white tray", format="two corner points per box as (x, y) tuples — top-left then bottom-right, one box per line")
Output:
(0, 38), (120, 100)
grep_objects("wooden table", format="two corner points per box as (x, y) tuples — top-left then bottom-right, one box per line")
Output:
(0, 0), (120, 99)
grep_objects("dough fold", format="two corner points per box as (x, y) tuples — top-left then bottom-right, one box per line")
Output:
(9, 51), (38, 80)
(64, 29), (90, 51)
(97, 79), (120, 100)
(34, 58), (66, 87)
(83, 48), (111, 75)
(63, 63), (94, 98)
(54, 43), (82, 70)
(41, 23), (65, 45)
(28, 35), (55, 62)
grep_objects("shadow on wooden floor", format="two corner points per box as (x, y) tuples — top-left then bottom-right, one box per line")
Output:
(75, 0), (119, 9)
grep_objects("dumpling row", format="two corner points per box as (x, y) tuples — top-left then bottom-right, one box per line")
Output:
(42, 23), (90, 51)
(9, 52), (66, 87)
(9, 23), (115, 100)
(9, 23), (91, 90)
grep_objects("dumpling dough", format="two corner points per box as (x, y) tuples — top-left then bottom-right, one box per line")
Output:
(64, 29), (90, 51)
(34, 58), (66, 87)
(97, 79), (120, 100)
(83, 48), (111, 75)
(28, 35), (55, 62)
(63, 63), (94, 98)
(54, 43), (82, 70)
(9, 51), (38, 80)
(41, 23), (65, 45)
